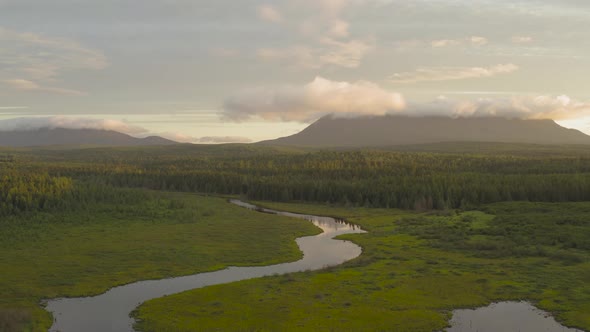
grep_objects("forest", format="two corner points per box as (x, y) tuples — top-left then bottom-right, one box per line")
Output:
(1, 143), (590, 331)
(4, 143), (590, 214)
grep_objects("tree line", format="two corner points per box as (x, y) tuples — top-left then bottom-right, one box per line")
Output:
(3, 146), (590, 213)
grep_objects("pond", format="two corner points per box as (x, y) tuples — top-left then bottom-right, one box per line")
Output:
(446, 301), (585, 332)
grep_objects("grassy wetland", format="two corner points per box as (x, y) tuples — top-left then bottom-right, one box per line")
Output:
(0, 189), (318, 332)
(133, 201), (590, 331)
(1, 143), (590, 331)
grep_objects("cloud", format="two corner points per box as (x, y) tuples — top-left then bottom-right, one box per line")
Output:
(431, 36), (488, 48)
(222, 74), (590, 124)
(208, 47), (240, 58)
(512, 36), (534, 44)
(223, 76), (405, 122)
(0, 116), (255, 144)
(257, 37), (374, 69)
(0, 26), (107, 95)
(255, 0), (374, 68)
(312, 0), (350, 16)
(4, 79), (41, 91)
(431, 39), (462, 48)
(0, 106), (28, 110)
(392, 39), (427, 52)
(299, 0), (351, 37)
(196, 136), (253, 144)
(328, 19), (350, 38)
(395, 36), (491, 53)
(3, 79), (86, 96)
(318, 37), (374, 67)
(0, 116), (147, 135)
(142, 132), (252, 144)
(406, 95), (590, 121)
(470, 36), (488, 46)
(257, 46), (316, 68)
(257, 5), (282, 23)
(390, 63), (519, 83)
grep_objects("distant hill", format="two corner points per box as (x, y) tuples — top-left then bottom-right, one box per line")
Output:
(0, 128), (177, 147)
(261, 115), (590, 147)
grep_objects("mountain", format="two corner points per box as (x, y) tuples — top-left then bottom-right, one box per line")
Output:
(262, 115), (590, 147)
(0, 128), (177, 147)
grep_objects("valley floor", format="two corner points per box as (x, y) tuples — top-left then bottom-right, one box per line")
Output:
(2, 143), (590, 331)
(133, 200), (590, 332)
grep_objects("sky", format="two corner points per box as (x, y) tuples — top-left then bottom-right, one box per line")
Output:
(1, 0), (590, 142)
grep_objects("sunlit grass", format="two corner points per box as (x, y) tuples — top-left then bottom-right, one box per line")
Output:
(0, 192), (319, 331)
(134, 201), (590, 332)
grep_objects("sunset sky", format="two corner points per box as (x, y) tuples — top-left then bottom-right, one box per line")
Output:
(1, 0), (590, 142)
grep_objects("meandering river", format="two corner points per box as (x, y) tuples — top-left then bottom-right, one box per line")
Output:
(44, 201), (584, 332)
(45, 200), (365, 332)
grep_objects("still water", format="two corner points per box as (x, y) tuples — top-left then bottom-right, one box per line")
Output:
(45, 200), (365, 332)
(446, 301), (585, 332)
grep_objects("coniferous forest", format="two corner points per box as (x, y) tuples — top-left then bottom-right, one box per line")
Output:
(4, 143), (590, 214)
(1, 143), (590, 331)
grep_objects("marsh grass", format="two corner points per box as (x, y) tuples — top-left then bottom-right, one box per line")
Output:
(0, 309), (31, 332)
(134, 201), (590, 332)
(0, 192), (319, 331)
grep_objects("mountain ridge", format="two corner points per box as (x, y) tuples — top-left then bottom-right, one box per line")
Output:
(261, 115), (590, 147)
(0, 128), (177, 147)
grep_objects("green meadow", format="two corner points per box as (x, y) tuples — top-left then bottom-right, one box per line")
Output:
(133, 200), (590, 332)
(0, 192), (318, 332)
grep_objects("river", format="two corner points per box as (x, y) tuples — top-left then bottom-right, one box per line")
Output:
(45, 199), (365, 332)
(44, 201), (584, 332)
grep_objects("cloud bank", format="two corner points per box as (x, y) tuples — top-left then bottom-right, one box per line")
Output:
(223, 77), (590, 123)
(398, 95), (590, 121)
(0, 116), (254, 144)
(0, 116), (147, 134)
(223, 76), (406, 122)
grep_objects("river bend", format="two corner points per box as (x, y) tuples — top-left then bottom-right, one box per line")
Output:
(45, 200), (365, 332)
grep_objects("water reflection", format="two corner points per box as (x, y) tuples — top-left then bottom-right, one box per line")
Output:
(446, 301), (585, 332)
(45, 200), (365, 332)
(232, 200), (360, 234)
